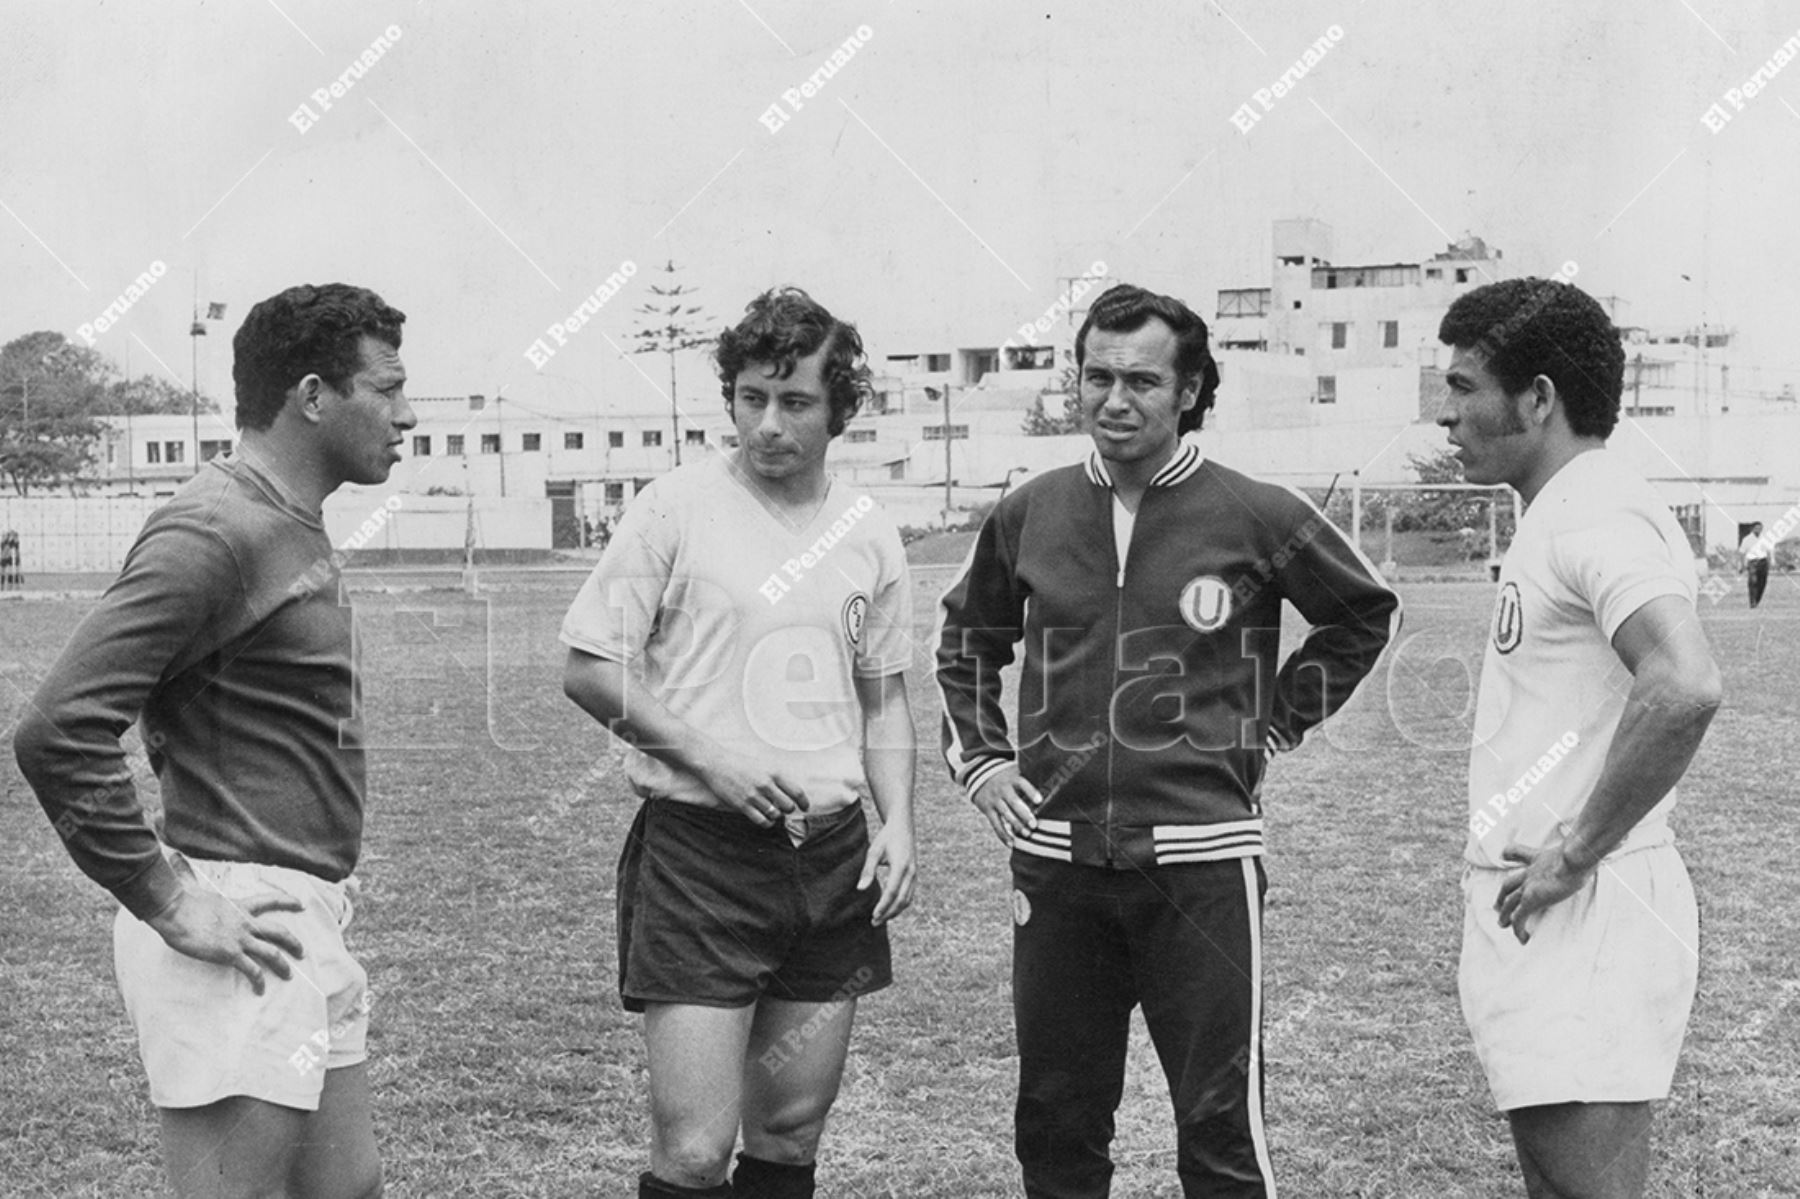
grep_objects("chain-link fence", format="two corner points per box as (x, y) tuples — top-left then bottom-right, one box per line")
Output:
(0, 495), (163, 575)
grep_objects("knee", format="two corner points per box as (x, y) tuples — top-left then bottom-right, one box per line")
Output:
(744, 1098), (830, 1159)
(654, 1132), (735, 1188)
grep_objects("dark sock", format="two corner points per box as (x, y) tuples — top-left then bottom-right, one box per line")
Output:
(731, 1153), (815, 1199)
(637, 1171), (733, 1198)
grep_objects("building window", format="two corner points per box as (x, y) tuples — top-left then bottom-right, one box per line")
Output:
(164, 441), (185, 464)
(1292, 300), (1303, 310)
(1426, 268), (1442, 280)
(608, 431), (624, 448)
(1455, 268), (1470, 283)
(480, 434), (501, 453)
(604, 482), (624, 503)
(146, 442), (161, 464)
(446, 434), (465, 455)
(413, 435), (432, 456)
(684, 428), (706, 446)
(925, 353), (951, 372)
(643, 430), (663, 447)
(522, 433), (542, 452)
(846, 429), (877, 444)
(564, 432), (584, 450)
(722, 434), (740, 448)
(200, 439), (231, 462)
(1382, 321), (1400, 349)
(468, 395), (486, 411)
(1315, 376), (1337, 404)
(1330, 322), (1349, 349)
(921, 424), (969, 440)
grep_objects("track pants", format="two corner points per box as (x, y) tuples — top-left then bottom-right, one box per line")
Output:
(1011, 853), (1275, 1199)
(1748, 558), (1769, 608)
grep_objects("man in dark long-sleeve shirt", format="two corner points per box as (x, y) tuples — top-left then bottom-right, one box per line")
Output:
(14, 283), (414, 1199)
(936, 284), (1399, 1198)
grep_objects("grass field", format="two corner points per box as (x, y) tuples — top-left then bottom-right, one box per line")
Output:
(2, 557), (1797, 1197)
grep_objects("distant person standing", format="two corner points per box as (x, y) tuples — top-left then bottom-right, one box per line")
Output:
(1740, 521), (1770, 608)
(14, 283), (415, 1198)
(0, 528), (19, 588)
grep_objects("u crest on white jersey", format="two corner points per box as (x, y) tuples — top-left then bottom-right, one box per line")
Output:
(1492, 581), (1523, 654)
(1178, 576), (1233, 633)
(842, 592), (869, 647)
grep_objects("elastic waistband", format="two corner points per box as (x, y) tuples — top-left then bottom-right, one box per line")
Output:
(168, 850), (352, 920)
(644, 797), (865, 842)
(1013, 816), (1264, 869)
(1462, 832), (1678, 875)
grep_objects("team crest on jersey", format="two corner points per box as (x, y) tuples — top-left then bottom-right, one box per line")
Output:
(841, 592), (869, 647)
(1177, 576), (1233, 633)
(1492, 582), (1523, 654)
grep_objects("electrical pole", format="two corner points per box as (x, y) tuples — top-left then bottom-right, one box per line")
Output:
(190, 274), (202, 475)
(943, 383), (953, 521)
(632, 260), (714, 473)
(496, 392), (507, 497)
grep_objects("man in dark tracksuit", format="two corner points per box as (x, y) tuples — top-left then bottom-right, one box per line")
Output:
(936, 284), (1400, 1198)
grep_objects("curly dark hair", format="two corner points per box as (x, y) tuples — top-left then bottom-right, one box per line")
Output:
(232, 284), (406, 431)
(1074, 283), (1222, 434)
(1438, 278), (1623, 439)
(715, 287), (869, 436)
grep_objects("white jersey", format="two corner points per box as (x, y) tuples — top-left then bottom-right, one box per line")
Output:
(1465, 451), (1696, 867)
(561, 453), (912, 811)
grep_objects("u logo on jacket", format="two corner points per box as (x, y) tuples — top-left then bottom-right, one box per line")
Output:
(1178, 576), (1233, 633)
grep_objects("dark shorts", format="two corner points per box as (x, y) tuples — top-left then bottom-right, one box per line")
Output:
(616, 798), (892, 1012)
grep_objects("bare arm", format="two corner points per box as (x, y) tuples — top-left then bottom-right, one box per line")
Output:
(854, 671), (917, 924)
(561, 647), (808, 822)
(1497, 594), (1722, 942)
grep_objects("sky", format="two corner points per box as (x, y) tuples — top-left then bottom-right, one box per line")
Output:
(4, 0), (1799, 426)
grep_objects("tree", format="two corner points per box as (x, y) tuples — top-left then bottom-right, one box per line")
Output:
(631, 260), (715, 468)
(103, 373), (218, 416)
(1402, 447), (1498, 534)
(1021, 349), (1084, 435)
(0, 332), (113, 495)
(0, 333), (222, 494)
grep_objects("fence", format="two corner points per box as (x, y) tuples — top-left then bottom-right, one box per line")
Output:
(0, 492), (553, 576)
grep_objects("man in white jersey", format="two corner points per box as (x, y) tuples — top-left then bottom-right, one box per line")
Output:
(561, 287), (915, 1199)
(1437, 278), (1722, 1199)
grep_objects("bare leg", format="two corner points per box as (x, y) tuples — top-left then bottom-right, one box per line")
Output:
(740, 997), (856, 1164)
(1507, 1101), (1652, 1199)
(161, 1097), (304, 1199)
(288, 1063), (382, 1197)
(644, 1003), (758, 1188)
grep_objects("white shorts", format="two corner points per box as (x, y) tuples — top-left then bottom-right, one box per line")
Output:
(1459, 843), (1698, 1111)
(113, 853), (370, 1112)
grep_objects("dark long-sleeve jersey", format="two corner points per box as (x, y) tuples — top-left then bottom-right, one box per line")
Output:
(13, 455), (365, 920)
(936, 444), (1400, 868)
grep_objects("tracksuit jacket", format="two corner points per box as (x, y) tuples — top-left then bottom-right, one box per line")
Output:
(936, 444), (1401, 868)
